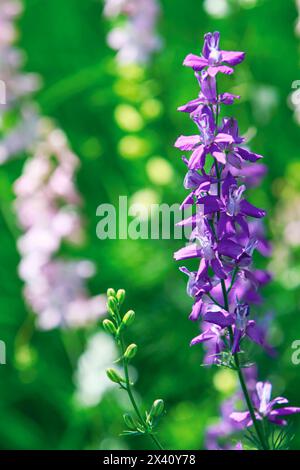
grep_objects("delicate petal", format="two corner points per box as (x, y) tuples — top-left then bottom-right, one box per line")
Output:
(211, 148), (227, 165)
(215, 133), (234, 144)
(208, 65), (234, 76)
(221, 51), (245, 66)
(189, 298), (203, 321)
(188, 145), (206, 169)
(230, 411), (252, 427)
(269, 407), (300, 417)
(175, 135), (201, 151)
(227, 151), (242, 169)
(232, 328), (243, 354)
(220, 93), (240, 105)
(211, 257), (227, 279)
(183, 54), (208, 70)
(218, 238), (243, 259)
(197, 195), (221, 215)
(178, 98), (202, 113)
(174, 244), (201, 261)
(190, 330), (216, 345)
(236, 146), (263, 162)
(205, 307), (234, 328)
(240, 199), (266, 218)
(246, 320), (266, 349)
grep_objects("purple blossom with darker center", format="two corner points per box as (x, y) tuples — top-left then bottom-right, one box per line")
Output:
(203, 302), (269, 354)
(175, 106), (234, 170)
(230, 382), (300, 427)
(183, 31), (245, 77)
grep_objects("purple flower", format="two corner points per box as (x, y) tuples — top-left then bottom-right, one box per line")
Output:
(174, 218), (243, 280)
(173, 31), (299, 449)
(183, 32), (245, 77)
(191, 320), (226, 360)
(174, 106), (234, 169)
(178, 71), (239, 113)
(204, 302), (268, 354)
(218, 118), (263, 169)
(230, 382), (300, 427)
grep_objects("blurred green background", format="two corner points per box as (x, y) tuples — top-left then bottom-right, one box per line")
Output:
(0, 0), (300, 450)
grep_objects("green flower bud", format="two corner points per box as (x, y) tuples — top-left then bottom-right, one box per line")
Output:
(123, 413), (137, 431)
(102, 319), (117, 335)
(116, 289), (126, 305)
(150, 399), (165, 418)
(107, 296), (118, 312)
(106, 368), (124, 384)
(107, 288), (116, 297)
(124, 343), (138, 360)
(122, 310), (135, 326)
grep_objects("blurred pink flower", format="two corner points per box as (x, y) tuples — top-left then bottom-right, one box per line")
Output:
(104, 0), (161, 65)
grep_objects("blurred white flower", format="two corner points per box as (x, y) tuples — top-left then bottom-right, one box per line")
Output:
(203, 0), (230, 19)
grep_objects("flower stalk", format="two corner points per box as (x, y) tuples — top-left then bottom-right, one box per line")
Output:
(104, 288), (164, 450)
(174, 31), (300, 449)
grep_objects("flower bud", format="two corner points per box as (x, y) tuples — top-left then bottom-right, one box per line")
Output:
(102, 319), (117, 335)
(123, 413), (137, 431)
(107, 296), (118, 312)
(116, 289), (126, 305)
(106, 368), (124, 384)
(124, 343), (138, 360)
(150, 399), (165, 418)
(107, 288), (116, 298)
(122, 310), (135, 326)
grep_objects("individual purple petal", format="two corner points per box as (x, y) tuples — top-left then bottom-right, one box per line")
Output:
(210, 259), (226, 279)
(232, 328), (243, 354)
(227, 151), (242, 169)
(239, 199), (266, 218)
(218, 238), (243, 259)
(200, 71), (217, 102)
(197, 195), (221, 215)
(180, 193), (194, 209)
(174, 244), (201, 260)
(190, 329), (216, 345)
(269, 407), (300, 417)
(246, 320), (266, 348)
(229, 411), (253, 427)
(221, 51), (245, 66)
(178, 98), (202, 113)
(236, 146), (263, 162)
(215, 133), (234, 144)
(268, 397), (289, 409)
(183, 54), (208, 70)
(189, 298), (203, 321)
(204, 307), (234, 328)
(207, 65), (234, 76)
(220, 93), (240, 105)
(188, 145), (206, 169)
(175, 134), (201, 150)
(211, 148), (227, 165)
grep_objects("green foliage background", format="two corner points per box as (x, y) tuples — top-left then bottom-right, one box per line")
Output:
(0, 0), (300, 450)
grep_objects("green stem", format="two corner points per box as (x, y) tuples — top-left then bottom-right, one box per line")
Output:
(119, 334), (164, 450)
(221, 278), (268, 450)
(211, 83), (268, 450)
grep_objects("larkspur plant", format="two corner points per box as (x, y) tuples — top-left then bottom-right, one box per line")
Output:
(174, 32), (300, 450)
(104, 288), (165, 449)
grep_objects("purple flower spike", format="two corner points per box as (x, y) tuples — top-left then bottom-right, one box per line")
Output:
(174, 32), (300, 449)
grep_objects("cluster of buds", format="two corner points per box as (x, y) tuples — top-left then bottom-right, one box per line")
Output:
(103, 288), (164, 446)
